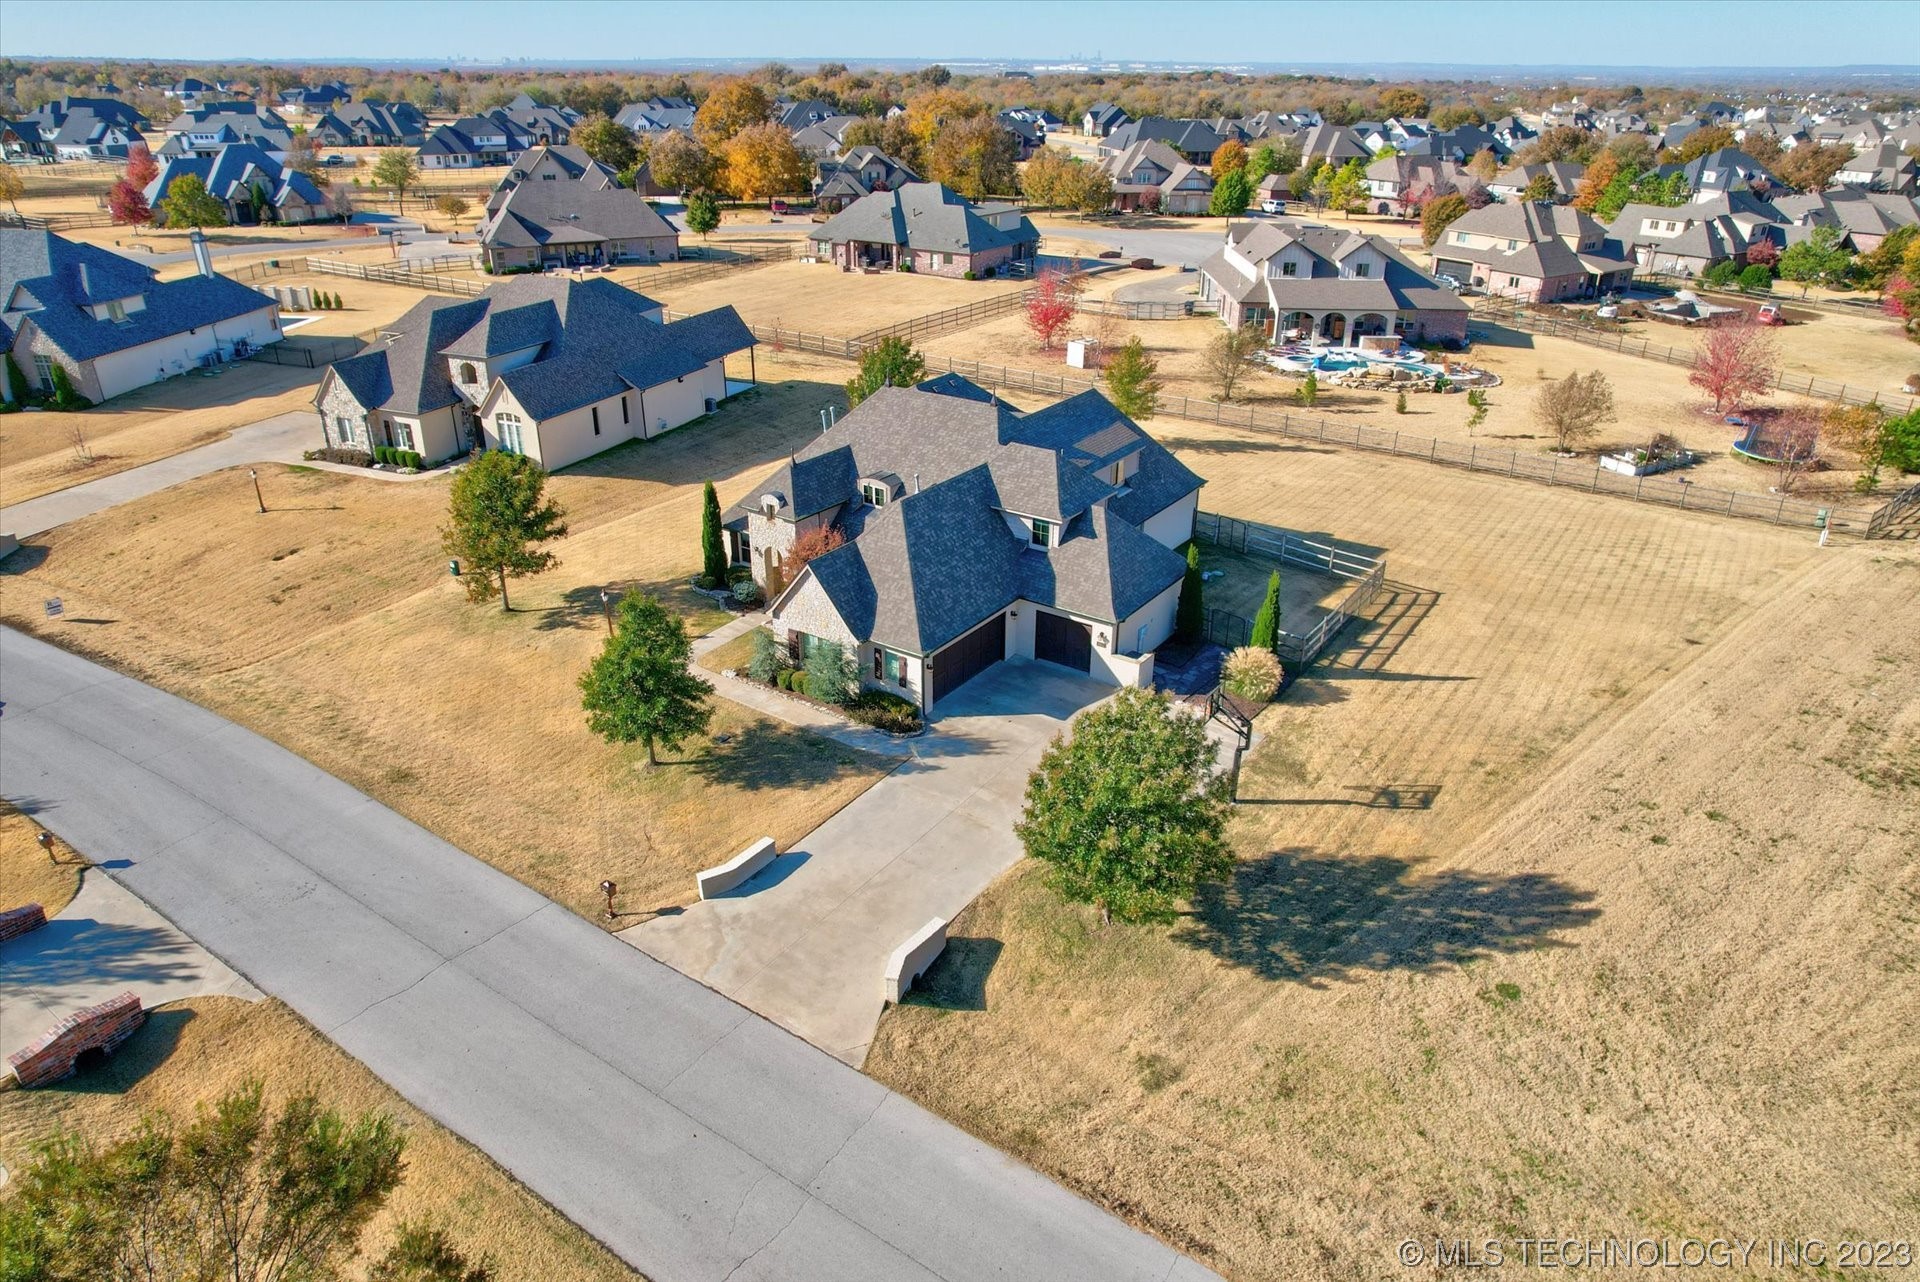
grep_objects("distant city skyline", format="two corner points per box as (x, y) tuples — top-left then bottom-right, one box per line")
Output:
(2, 0), (1917, 71)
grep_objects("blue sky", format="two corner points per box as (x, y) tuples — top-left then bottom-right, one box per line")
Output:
(1, 0), (1915, 68)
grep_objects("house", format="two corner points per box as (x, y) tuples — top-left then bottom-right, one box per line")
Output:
(418, 113), (536, 169)
(477, 182), (680, 272)
(278, 83), (351, 116)
(813, 146), (920, 213)
(1488, 161), (1585, 203)
(791, 116), (861, 158)
(1097, 139), (1214, 214)
(495, 95), (579, 144)
(163, 78), (230, 109)
(145, 144), (330, 225)
(1293, 123), (1371, 170)
(1771, 189), (1920, 255)
(0, 118), (55, 162)
(777, 98), (840, 131)
(726, 375), (1204, 713)
(1082, 102), (1130, 138)
(996, 110), (1044, 159)
(1835, 143), (1917, 195)
(21, 95), (148, 139)
(1488, 115), (1537, 152)
(1607, 191), (1786, 275)
(1429, 202), (1635, 302)
(1100, 117), (1225, 165)
(485, 143), (619, 213)
(1, 228), (282, 404)
(1363, 155), (1478, 213)
(1197, 223), (1470, 345)
(809, 182), (1039, 278)
(310, 101), (425, 148)
(615, 97), (697, 136)
(160, 103), (295, 158)
(312, 275), (753, 470)
(44, 109), (146, 160)
(1653, 148), (1780, 197)
(1408, 124), (1508, 164)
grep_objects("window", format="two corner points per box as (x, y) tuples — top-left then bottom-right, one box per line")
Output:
(591, 406), (601, 436)
(873, 647), (910, 688)
(390, 420), (415, 451)
(1281, 260), (1297, 276)
(733, 529), (751, 564)
(1454, 231), (1469, 244)
(1353, 262), (1371, 277)
(106, 298), (127, 323)
(496, 412), (524, 455)
(334, 415), (354, 445)
(1506, 239), (1518, 251)
(459, 362), (477, 384)
(1030, 518), (1054, 548)
(1507, 276), (1520, 289)
(861, 481), (889, 507)
(620, 395), (629, 424)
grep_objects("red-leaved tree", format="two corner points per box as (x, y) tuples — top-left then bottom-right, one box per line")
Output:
(1025, 270), (1077, 351)
(124, 142), (158, 188)
(1395, 178), (1433, 222)
(1688, 318), (1779, 414)
(107, 178), (151, 226)
(1744, 238), (1781, 269)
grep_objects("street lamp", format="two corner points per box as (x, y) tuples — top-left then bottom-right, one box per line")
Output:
(599, 587), (614, 634)
(599, 879), (618, 921)
(249, 468), (265, 514)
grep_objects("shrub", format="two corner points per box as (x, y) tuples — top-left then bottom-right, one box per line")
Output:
(1221, 646), (1283, 702)
(789, 672), (809, 697)
(1738, 264), (1773, 293)
(1702, 259), (1741, 287)
(803, 639), (859, 705)
(1395, 391), (1408, 414)
(747, 629), (782, 683)
(307, 446), (372, 466)
(1297, 372), (1318, 407)
(775, 669), (793, 690)
(731, 579), (762, 606)
(47, 362), (90, 410)
(694, 573), (719, 590)
(400, 450), (422, 470)
(1904, 373), (1919, 395)
(847, 689), (923, 734)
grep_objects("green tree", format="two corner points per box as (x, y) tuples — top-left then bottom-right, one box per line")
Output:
(700, 479), (728, 584)
(1738, 263), (1774, 293)
(1103, 336), (1161, 420)
(440, 450), (569, 611)
(1778, 225), (1853, 293)
(371, 1221), (494, 1282)
(1421, 192), (1468, 245)
(434, 193), (470, 221)
(1015, 686), (1233, 926)
(372, 148), (419, 212)
(1856, 223), (1918, 293)
(0, 1081), (404, 1282)
(649, 130), (715, 194)
(578, 593), (713, 765)
(1520, 172), (1558, 202)
(1248, 143), (1281, 181)
(47, 362), (88, 409)
(569, 112), (638, 171)
(1248, 569), (1282, 652)
(160, 172), (227, 228)
(3, 351), (26, 402)
(684, 189), (722, 239)
(1175, 542), (1205, 642)
(1325, 157), (1369, 214)
(803, 638), (860, 705)
(844, 335), (927, 407)
(1205, 165), (1251, 217)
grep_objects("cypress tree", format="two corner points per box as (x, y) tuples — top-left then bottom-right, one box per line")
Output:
(700, 479), (729, 584)
(1249, 570), (1282, 652)
(1175, 543), (1205, 642)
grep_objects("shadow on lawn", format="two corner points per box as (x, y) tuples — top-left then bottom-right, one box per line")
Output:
(898, 936), (1004, 1012)
(680, 719), (878, 792)
(60, 1005), (198, 1096)
(1178, 847), (1598, 985)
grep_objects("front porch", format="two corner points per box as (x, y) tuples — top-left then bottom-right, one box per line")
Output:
(1270, 309), (1400, 346)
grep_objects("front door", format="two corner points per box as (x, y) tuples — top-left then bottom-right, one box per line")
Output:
(1034, 610), (1093, 673)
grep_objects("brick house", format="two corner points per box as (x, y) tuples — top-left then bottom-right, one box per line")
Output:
(1197, 223), (1470, 345)
(1097, 139), (1214, 214)
(477, 181), (680, 272)
(809, 182), (1038, 278)
(1430, 202), (1636, 302)
(724, 375), (1203, 715)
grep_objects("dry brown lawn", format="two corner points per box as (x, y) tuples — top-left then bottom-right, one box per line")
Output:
(647, 259), (1026, 333)
(0, 368), (892, 921)
(0, 362), (324, 506)
(870, 426), (1919, 1280)
(915, 311), (1891, 506)
(0, 801), (83, 917)
(0, 996), (642, 1281)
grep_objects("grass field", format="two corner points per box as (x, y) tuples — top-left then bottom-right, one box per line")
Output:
(0, 996), (643, 1281)
(867, 422), (1919, 1280)
(647, 259), (1026, 333)
(0, 801), (83, 917)
(0, 361), (324, 506)
(0, 369), (891, 921)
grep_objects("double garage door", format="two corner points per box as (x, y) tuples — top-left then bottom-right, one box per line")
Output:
(930, 613), (1006, 706)
(1034, 610), (1093, 673)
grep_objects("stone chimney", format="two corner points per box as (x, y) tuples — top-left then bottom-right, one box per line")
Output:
(190, 228), (215, 278)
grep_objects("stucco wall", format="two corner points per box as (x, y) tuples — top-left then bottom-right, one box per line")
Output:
(17, 303), (281, 404)
(1112, 578), (1182, 666)
(1139, 491), (1198, 550)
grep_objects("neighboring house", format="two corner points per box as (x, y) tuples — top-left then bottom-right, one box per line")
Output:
(1488, 161), (1585, 203)
(417, 122), (488, 169)
(1835, 143), (1917, 195)
(485, 143), (620, 213)
(1654, 147), (1780, 197)
(0, 118), (55, 162)
(145, 144), (329, 225)
(313, 275), (753, 470)
(1772, 188), (1920, 254)
(1363, 155), (1477, 213)
(996, 110), (1044, 159)
(776, 98), (840, 131)
(21, 95), (148, 138)
(1408, 124), (1508, 164)
(495, 94), (579, 144)
(1097, 139), (1214, 214)
(813, 146), (920, 213)
(278, 83), (351, 116)
(809, 182), (1039, 278)
(1082, 102), (1130, 137)
(1100, 116), (1224, 164)
(1294, 123), (1371, 170)
(1429, 201), (1635, 302)
(310, 101), (425, 147)
(1197, 222), (1471, 345)
(1489, 114), (1537, 152)
(615, 97), (697, 136)
(477, 181), (680, 271)
(45, 109), (145, 160)
(791, 116), (861, 158)
(0, 228), (282, 404)
(727, 375), (1204, 714)
(160, 103), (295, 158)
(1608, 191), (1786, 274)
(164, 77), (230, 109)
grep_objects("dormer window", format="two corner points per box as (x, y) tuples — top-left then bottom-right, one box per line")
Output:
(459, 362), (477, 384)
(1281, 261), (1297, 276)
(1353, 262), (1371, 277)
(860, 480), (889, 507)
(1030, 518), (1054, 548)
(105, 298), (127, 323)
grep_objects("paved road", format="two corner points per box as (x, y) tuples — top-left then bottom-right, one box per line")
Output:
(0, 628), (1219, 1282)
(1, 872), (260, 1063)
(629, 661), (1110, 1066)
(0, 411), (314, 538)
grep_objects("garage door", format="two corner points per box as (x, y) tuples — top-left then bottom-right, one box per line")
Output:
(1034, 610), (1093, 673)
(930, 613), (1005, 707)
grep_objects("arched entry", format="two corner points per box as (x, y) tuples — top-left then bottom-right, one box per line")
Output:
(1353, 313), (1391, 340)
(1322, 313), (1347, 343)
(1279, 311), (1311, 340)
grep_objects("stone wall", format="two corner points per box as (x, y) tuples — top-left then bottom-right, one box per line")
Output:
(316, 375), (371, 449)
(7, 991), (145, 1088)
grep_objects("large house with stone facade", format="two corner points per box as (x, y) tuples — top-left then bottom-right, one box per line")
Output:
(1429, 201), (1635, 302)
(476, 181), (680, 272)
(1, 229), (282, 406)
(1096, 139), (1215, 214)
(725, 375), (1203, 715)
(1197, 223), (1470, 346)
(145, 144), (330, 226)
(809, 182), (1038, 278)
(312, 276), (752, 469)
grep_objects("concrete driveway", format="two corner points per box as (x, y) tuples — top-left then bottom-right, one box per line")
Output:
(625, 659), (1112, 1065)
(0, 410), (316, 537)
(0, 872), (259, 1064)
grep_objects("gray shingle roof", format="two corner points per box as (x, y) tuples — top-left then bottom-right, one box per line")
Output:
(480, 182), (678, 252)
(1201, 223), (1468, 314)
(813, 182), (1037, 256)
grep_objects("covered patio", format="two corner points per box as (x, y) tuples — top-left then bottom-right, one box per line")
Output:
(1274, 309), (1403, 346)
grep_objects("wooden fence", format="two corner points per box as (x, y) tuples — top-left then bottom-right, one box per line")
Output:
(1472, 299), (1915, 414)
(1075, 298), (1196, 321)
(852, 288), (1033, 347)
(306, 256), (487, 296)
(628, 243), (793, 293)
(1193, 511), (1390, 666)
(0, 209), (116, 231)
(1864, 479), (1920, 539)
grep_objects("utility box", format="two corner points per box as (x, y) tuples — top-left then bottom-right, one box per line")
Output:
(1066, 338), (1099, 369)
